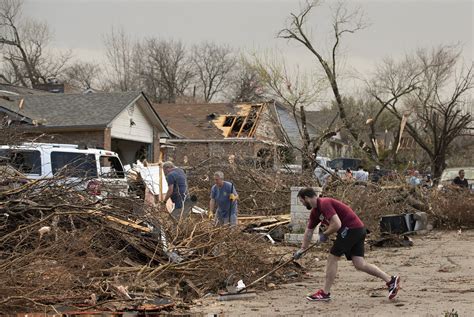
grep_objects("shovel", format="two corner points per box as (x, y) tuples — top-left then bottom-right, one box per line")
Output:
(217, 240), (320, 300)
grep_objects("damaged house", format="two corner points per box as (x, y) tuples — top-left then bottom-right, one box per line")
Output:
(154, 101), (350, 168)
(0, 88), (170, 165)
(274, 104), (350, 162)
(154, 102), (285, 168)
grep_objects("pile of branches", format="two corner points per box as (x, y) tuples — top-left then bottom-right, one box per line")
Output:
(186, 157), (317, 215)
(324, 179), (474, 233)
(323, 180), (430, 234)
(429, 188), (474, 229)
(0, 174), (302, 313)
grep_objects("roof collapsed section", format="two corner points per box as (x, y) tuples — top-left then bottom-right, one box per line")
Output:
(212, 103), (264, 138)
(153, 102), (275, 141)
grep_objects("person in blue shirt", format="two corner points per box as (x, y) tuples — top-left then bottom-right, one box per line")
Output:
(209, 171), (238, 226)
(408, 170), (421, 186)
(162, 161), (189, 219)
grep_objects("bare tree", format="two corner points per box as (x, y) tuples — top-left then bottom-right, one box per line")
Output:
(63, 61), (101, 89)
(252, 54), (339, 172)
(372, 46), (473, 180)
(145, 38), (195, 103)
(0, 0), (70, 87)
(366, 56), (422, 162)
(191, 42), (236, 102)
(279, 1), (375, 158)
(229, 56), (266, 102)
(103, 27), (140, 92)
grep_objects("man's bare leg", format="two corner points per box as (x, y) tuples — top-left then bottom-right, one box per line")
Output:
(351, 256), (391, 282)
(323, 254), (340, 293)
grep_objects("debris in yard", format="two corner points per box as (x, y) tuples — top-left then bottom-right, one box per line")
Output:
(1, 149), (473, 313)
(0, 173), (302, 313)
(368, 235), (414, 248)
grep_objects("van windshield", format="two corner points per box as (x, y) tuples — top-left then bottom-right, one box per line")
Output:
(51, 152), (97, 178)
(0, 149), (41, 175)
(99, 156), (125, 179)
(329, 158), (361, 170)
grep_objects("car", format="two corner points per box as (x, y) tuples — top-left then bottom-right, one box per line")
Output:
(328, 157), (362, 172)
(0, 143), (128, 197)
(326, 157), (362, 179)
(438, 167), (474, 190)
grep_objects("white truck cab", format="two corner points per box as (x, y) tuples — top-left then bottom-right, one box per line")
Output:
(0, 143), (128, 197)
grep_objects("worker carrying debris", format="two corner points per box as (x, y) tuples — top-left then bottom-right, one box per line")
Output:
(209, 171), (238, 226)
(162, 161), (190, 219)
(293, 188), (400, 301)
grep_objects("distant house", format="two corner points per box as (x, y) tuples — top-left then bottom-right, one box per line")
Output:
(153, 102), (285, 168)
(274, 104), (350, 161)
(0, 89), (170, 164)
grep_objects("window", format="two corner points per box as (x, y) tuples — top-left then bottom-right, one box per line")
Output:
(99, 156), (125, 179)
(51, 152), (97, 178)
(0, 149), (41, 175)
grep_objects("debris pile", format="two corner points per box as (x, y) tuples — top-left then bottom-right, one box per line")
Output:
(0, 174), (302, 313)
(321, 181), (428, 233)
(429, 188), (474, 229)
(324, 180), (474, 233)
(186, 157), (317, 216)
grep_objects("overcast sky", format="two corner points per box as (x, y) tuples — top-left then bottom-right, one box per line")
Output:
(23, 0), (473, 95)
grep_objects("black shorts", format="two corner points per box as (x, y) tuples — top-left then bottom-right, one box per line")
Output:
(330, 227), (367, 260)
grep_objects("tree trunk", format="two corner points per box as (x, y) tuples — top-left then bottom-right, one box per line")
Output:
(301, 139), (312, 173)
(431, 153), (447, 184)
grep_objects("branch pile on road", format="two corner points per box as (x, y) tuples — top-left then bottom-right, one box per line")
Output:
(0, 174), (303, 314)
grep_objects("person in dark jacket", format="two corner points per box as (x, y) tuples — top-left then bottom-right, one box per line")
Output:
(452, 169), (469, 188)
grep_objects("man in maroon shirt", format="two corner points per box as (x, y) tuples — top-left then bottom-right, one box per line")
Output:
(293, 187), (400, 301)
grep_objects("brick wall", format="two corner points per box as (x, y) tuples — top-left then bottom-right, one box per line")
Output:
(103, 128), (111, 150)
(166, 141), (265, 166)
(26, 130), (106, 149)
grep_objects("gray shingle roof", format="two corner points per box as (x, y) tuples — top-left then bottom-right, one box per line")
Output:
(0, 83), (52, 95)
(1, 91), (141, 128)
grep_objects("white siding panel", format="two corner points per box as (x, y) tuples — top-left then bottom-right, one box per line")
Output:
(111, 102), (153, 143)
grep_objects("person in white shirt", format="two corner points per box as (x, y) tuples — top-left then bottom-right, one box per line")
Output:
(354, 166), (368, 182)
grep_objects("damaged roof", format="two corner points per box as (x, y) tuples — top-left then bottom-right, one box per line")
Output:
(153, 103), (266, 140)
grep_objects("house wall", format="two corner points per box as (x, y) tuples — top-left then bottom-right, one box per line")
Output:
(110, 101), (154, 143)
(26, 130), (106, 149)
(109, 100), (163, 163)
(253, 106), (279, 142)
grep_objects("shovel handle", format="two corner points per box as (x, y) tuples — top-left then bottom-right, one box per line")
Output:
(237, 241), (319, 293)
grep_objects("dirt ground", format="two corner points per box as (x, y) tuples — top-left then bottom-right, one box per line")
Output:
(190, 230), (474, 317)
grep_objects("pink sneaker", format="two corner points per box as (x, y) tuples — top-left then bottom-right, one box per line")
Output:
(386, 275), (401, 300)
(306, 289), (331, 301)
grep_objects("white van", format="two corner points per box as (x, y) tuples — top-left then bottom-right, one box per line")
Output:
(0, 143), (128, 197)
